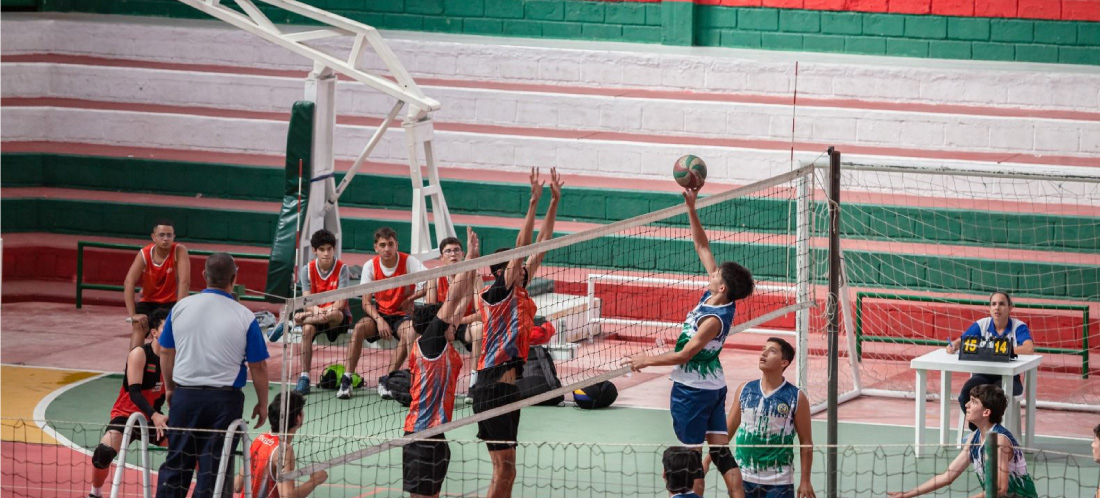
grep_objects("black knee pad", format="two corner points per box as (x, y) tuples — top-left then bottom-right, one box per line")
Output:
(92, 444), (118, 469)
(709, 446), (737, 474)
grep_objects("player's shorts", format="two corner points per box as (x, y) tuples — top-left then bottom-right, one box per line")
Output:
(471, 381), (521, 451)
(360, 313), (410, 343)
(670, 383), (728, 445)
(402, 432), (451, 496)
(308, 310), (352, 343)
(743, 481), (794, 498)
(105, 415), (167, 446)
(454, 324), (471, 351)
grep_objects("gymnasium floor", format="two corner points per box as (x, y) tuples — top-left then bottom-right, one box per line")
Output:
(2, 302), (1097, 497)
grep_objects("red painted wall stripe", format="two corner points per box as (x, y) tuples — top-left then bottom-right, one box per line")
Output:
(620, 0), (1100, 21)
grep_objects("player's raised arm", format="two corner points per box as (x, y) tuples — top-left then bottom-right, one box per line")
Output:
(683, 188), (718, 275)
(506, 168), (543, 288)
(439, 227), (480, 326)
(526, 167), (563, 279)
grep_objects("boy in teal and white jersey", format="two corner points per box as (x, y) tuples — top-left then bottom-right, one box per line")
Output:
(626, 187), (755, 498)
(728, 338), (815, 498)
(888, 384), (1038, 498)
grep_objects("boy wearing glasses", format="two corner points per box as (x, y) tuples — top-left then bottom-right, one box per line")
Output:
(425, 237), (483, 382)
(123, 219), (191, 349)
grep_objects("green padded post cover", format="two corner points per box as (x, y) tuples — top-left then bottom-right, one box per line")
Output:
(265, 101), (315, 302)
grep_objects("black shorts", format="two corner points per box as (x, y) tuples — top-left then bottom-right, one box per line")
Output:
(308, 311), (352, 343)
(402, 433), (450, 496)
(134, 302), (174, 333)
(454, 324), (471, 351)
(105, 415), (166, 446)
(471, 382), (521, 451)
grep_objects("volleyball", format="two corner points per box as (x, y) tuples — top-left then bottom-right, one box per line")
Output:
(673, 154), (707, 189)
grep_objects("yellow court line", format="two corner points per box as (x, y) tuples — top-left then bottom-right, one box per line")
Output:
(1, 365), (100, 444)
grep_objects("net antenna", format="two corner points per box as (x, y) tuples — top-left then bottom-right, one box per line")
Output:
(177, 0), (456, 261)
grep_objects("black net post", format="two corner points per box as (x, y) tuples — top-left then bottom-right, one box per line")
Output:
(826, 147), (841, 498)
(985, 428), (999, 498)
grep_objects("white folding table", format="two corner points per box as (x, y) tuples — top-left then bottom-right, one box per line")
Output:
(910, 349), (1041, 457)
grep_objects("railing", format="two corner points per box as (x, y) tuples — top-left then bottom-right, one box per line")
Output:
(855, 292), (1090, 378)
(75, 241), (269, 308)
(110, 412), (154, 498)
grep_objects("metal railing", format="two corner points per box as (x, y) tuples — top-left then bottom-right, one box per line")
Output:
(75, 241), (269, 308)
(855, 292), (1091, 378)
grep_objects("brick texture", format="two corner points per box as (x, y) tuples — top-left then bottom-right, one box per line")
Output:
(974, 0), (1017, 18)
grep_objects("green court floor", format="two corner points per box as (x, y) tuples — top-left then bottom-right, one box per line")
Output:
(47, 375), (1098, 497)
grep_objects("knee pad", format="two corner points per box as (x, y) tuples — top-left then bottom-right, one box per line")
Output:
(92, 444), (118, 469)
(709, 446), (737, 474)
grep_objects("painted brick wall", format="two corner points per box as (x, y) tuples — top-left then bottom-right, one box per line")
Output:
(33, 0), (1100, 64)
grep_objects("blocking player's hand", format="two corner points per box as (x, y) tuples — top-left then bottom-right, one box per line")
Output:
(529, 167), (544, 205)
(549, 167), (564, 201)
(310, 470), (328, 485)
(377, 317), (394, 340)
(466, 227), (480, 259)
(251, 402), (267, 429)
(151, 412), (169, 441)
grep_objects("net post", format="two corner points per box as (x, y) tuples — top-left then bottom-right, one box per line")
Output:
(826, 147), (841, 498)
(985, 428), (999, 498)
(796, 170), (811, 391)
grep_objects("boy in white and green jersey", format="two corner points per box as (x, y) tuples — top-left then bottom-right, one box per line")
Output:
(888, 384), (1038, 498)
(626, 187), (756, 498)
(729, 338), (815, 498)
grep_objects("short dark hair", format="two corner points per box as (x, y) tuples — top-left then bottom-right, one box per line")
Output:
(720, 261), (754, 302)
(268, 391), (306, 431)
(662, 446), (703, 493)
(310, 229), (337, 250)
(490, 247), (511, 275)
(373, 227), (397, 243)
(148, 308), (170, 331)
(969, 384), (1007, 424)
(767, 337), (795, 369)
(204, 253), (237, 289)
(1094, 423), (1100, 440)
(990, 291), (1013, 306)
(151, 219), (174, 233)
(438, 237), (462, 253)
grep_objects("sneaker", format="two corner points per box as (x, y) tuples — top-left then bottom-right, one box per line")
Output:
(336, 375), (353, 400)
(267, 323), (285, 343)
(377, 375), (393, 400)
(294, 376), (310, 395)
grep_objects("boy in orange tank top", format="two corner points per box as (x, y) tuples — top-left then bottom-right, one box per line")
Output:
(291, 229), (352, 395)
(123, 220), (190, 350)
(234, 391), (327, 498)
(340, 227), (427, 400)
(425, 236), (483, 394)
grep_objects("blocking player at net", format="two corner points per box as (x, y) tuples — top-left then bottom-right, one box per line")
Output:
(402, 227), (481, 498)
(624, 186), (755, 498)
(726, 338), (815, 498)
(341, 227), (427, 400)
(887, 384), (1038, 498)
(123, 219), (191, 350)
(292, 229), (352, 395)
(88, 309), (170, 498)
(235, 391), (328, 498)
(472, 167), (562, 498)
(424, 236), (483, 390)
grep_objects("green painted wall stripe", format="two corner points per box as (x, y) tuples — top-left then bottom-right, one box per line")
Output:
(2, 197), (1096, 300)
(3, 153), (1097, 254)
(35, 0), (1099, 65)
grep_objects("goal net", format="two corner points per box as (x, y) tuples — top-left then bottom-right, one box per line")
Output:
(835, 161), (1100, 412)
(276, 164), (833, 481)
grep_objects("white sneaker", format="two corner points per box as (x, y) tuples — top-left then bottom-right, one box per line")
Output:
(336, 375), (353, 400)
(377, 375), (394, 400)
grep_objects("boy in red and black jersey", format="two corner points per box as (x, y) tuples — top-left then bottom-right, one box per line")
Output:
(471, 168), (562, 498)
(401, 227), (481, 498)
(424, 236), (482, 388)
(234, 391), (327, 498)
(87, 309), (170, 498)
(123, 219), (190, 349)
(292, 229), (351, 395)
(342, 227), (427, 400)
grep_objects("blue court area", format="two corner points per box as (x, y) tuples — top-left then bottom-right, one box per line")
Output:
(47, 375), (1098, 497)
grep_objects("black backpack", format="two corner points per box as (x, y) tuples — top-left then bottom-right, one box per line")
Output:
(385, 369), (414, 407)
(573, 381), (618, 409)
(515, 345), (564, 406)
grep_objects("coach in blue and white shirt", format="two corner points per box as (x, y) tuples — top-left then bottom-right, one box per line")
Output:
(946, 291), (1035, 428)
(156, 253), (270, 498)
